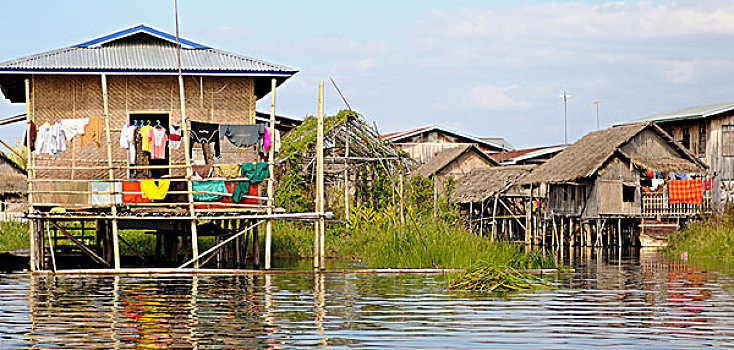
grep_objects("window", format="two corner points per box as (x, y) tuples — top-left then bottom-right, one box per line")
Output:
(680, 127), (691, 150)
(724, 125), (734, 157)
(665, 128), (675, 138)
(698, 124), (707, 156)
(622, 184), (635, 203)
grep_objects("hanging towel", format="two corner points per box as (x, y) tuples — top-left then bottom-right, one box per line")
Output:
(192, 164), (214, 178)
(34, 122), (51, 155)
(215, 163), (241, 178)
(48, 122), (66, 155)
(168, 125), (182, 149)
(24, 121), (37, 152)
(81, 117), (102, 147)
(122, 180), (151, 204)
(190, 121), (220, 157)
(192, 180), (228, 201)
(668, 180), (703, 205)
(119, 122), (130, 148)
(232, 162), (270, 202)
(149, 127), (168, 160)
(274, 129), (281, 152)
(60, 118), (89, 141)
(219, 124), (263, 148)
(140, 179), (171, 200)
(651, 179), (665, 191)
(124, 125), (138, 164)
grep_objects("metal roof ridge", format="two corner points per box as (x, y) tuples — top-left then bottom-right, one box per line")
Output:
(74, 24), (210, 49)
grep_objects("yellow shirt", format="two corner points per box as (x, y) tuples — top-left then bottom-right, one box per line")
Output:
(140, 125), (153, 152)
(215, 163), (241, 178)
(140, 179), (171, 200)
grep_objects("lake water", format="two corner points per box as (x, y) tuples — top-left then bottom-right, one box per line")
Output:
(1, 248), (733, 349)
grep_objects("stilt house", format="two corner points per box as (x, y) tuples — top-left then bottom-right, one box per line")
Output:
(521, 123), (708, 220)
(0, 24), (299, 271)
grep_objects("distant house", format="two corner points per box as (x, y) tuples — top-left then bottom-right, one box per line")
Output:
(413, 144), (497, 179)
(521, 123), (707, 220)
(490, 145), (565, 165)
(619, 102), (734, 182)
(383, 125), (513, 165)
(254, 111), (302, 133)
(0, 151), (27, 221)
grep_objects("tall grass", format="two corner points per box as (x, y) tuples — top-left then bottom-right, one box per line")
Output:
(272, 217), (555, 269)
(0, 221), (29, 252)
(667, 209), (734, 262)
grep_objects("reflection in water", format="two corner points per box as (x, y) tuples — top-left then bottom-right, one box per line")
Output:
(0, 250), (732, 349)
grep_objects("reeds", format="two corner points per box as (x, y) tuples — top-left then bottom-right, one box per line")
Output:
(449, 264), (557, 293)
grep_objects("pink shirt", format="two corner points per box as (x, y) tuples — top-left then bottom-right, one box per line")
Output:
(149, 127), (168, 159)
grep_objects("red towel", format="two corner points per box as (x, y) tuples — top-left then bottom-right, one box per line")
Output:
(122, 180), (151, 204)
(668, 180), (703, 205)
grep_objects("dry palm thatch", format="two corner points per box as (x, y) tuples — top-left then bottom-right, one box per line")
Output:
(451, 165), (536, 203)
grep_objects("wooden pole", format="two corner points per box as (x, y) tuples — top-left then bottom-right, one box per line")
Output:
(433, 175), (438, 219)
(617, 218), (622, 247)
(399, 173), (405, 229)
(491, 194), (498, 241)
(344, 117), (350, 231)
(525, 186), (533, 245)
(265, 78), (277, 270)
(101, 74), (121, 270)
(177, 76), (200, 268)
(318, 81), (326, 270)
(24, 78), (39, 272)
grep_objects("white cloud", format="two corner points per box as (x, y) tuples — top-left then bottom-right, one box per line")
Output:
(464, 84), (531, 111)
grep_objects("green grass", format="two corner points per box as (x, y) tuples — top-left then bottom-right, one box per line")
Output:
(272, 217), (556, 270)
(667, 209), (734, 262)
(0, 221), (29, 252)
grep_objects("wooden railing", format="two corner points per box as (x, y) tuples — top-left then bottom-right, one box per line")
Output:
(642, 193), (711, 217)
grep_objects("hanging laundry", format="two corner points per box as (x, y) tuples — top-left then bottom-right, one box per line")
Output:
(704, 179), (713, 191)
(190, 121), (220, 157)
(168, 125), (182, 149)
(132, 127), (151, 178)
(34, 122), (51, 155)
(263, 126), (272, 151)
(60, 118), (89, 141)
(122, 180), (151, 204)
(120, 124), (138, 164)
(192, 164), (214, 178)
(140, 179), (171, 200)
(48, 122), (66, 155)
(140, 124), (153, 152)
(215, 163), (241, 178)
(668, 179), (703, 205)
(274, 129), (281, 152)
(645, 170), (654, 178)
(651, 179), (665, 191)
(90, 180), (122, 205)
(675, 173), (689, 180)
(163, 178), (188, 203)
(24, 121), (37, 152)
(219, 124), (263, 148)
(192, 180), (228, 201)
(81, 117), (102, 147)
(149, 126), (168, 160)
(232, 162), (269, 202)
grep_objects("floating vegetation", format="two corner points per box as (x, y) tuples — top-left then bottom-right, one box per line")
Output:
(449, 265), (557, 293)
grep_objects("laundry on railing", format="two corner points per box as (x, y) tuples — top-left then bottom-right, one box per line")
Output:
(668, 179), (703, 205)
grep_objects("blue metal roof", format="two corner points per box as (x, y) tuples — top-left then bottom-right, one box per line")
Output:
(75, 24), (211, 49)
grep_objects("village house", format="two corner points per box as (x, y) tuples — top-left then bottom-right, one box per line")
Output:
(0, 151), (27, 221)
(0, 24), (299, 271)
(619, 102), (734, 203)
(489, 145), (565, 165)
(383, 125), (513, 165)
(520, 123), (708, 247)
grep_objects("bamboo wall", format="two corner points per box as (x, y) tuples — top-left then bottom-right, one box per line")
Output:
(30, 75), (257, 206)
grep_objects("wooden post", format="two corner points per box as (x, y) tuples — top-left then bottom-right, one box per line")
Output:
(318, 82), (326, 270)
(265, 78), (277, 270)
(24, 78), (39, 271)
(491, 194), (498, 241)
(177, 75), (200, 268)
(617, 218), (622, 247)
(344, 118), (350, 231)
(525, 186), (533, 245)
(101, 74), (121, 270)
(433, 175), (438, 219)
(399, 172), (405, 230)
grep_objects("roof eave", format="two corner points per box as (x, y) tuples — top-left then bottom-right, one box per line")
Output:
(0, 69), (297, 76)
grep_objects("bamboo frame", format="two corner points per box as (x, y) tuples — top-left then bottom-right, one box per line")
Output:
(101, 74), (121, 270)
(265, 78), (276, 269)
(25, 78), (38, 272)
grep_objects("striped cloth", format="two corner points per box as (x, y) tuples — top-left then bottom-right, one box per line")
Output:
(668, 180), (703, 205)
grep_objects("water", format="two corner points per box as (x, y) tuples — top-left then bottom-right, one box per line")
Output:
(1, 249), (733, 349)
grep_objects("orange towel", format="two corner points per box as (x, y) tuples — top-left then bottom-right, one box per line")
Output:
(81, 117), (102, 147)
(668, 180), (703, 205)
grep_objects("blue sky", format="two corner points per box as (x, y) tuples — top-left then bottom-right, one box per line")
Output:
(1, 0), (733, 150)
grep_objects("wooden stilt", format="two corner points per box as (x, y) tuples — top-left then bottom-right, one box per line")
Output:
(253, 224), (260, 269)
(101, 74), (121, 270)
(344, 117), (350, 231)
(617, 218), (622, 247)
(399, 173), (405, 230)
(433, 175), (438, 219)
(265, 78), (277, 270)
(491, 194), (498, 241)
(24, 78), (39, 271)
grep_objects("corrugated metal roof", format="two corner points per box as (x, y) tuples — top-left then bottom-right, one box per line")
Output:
(383, 125), (513, 151)
(619, 102), (734, 125)
(0, 24), (296, 75)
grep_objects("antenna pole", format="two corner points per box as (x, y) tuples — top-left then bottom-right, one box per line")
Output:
(563, 91), (568, 145)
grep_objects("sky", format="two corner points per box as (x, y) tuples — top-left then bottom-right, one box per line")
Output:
(1, 0), (734, 150)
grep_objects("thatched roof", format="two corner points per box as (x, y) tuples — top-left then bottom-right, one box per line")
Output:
(451, 165), (536, 203)
(0, 174), (26, 193)
(414, 144), (497, 178)
(521, 122), (706, 185)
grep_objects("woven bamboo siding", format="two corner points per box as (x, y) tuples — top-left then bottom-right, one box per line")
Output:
(30, 74), (256, 206)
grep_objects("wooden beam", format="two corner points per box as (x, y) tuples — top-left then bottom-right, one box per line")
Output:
(317, 81), (326, 270)
(101, 74), (121, 270)
(50, 221), (110, 267)
(265, 78), (276, 270)
(24, 78), (38, 272)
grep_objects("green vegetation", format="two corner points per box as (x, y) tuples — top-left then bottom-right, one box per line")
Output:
(667, 208), (734, 262)
(0, 221), (29, 252)
(449, 265), (557, 293)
